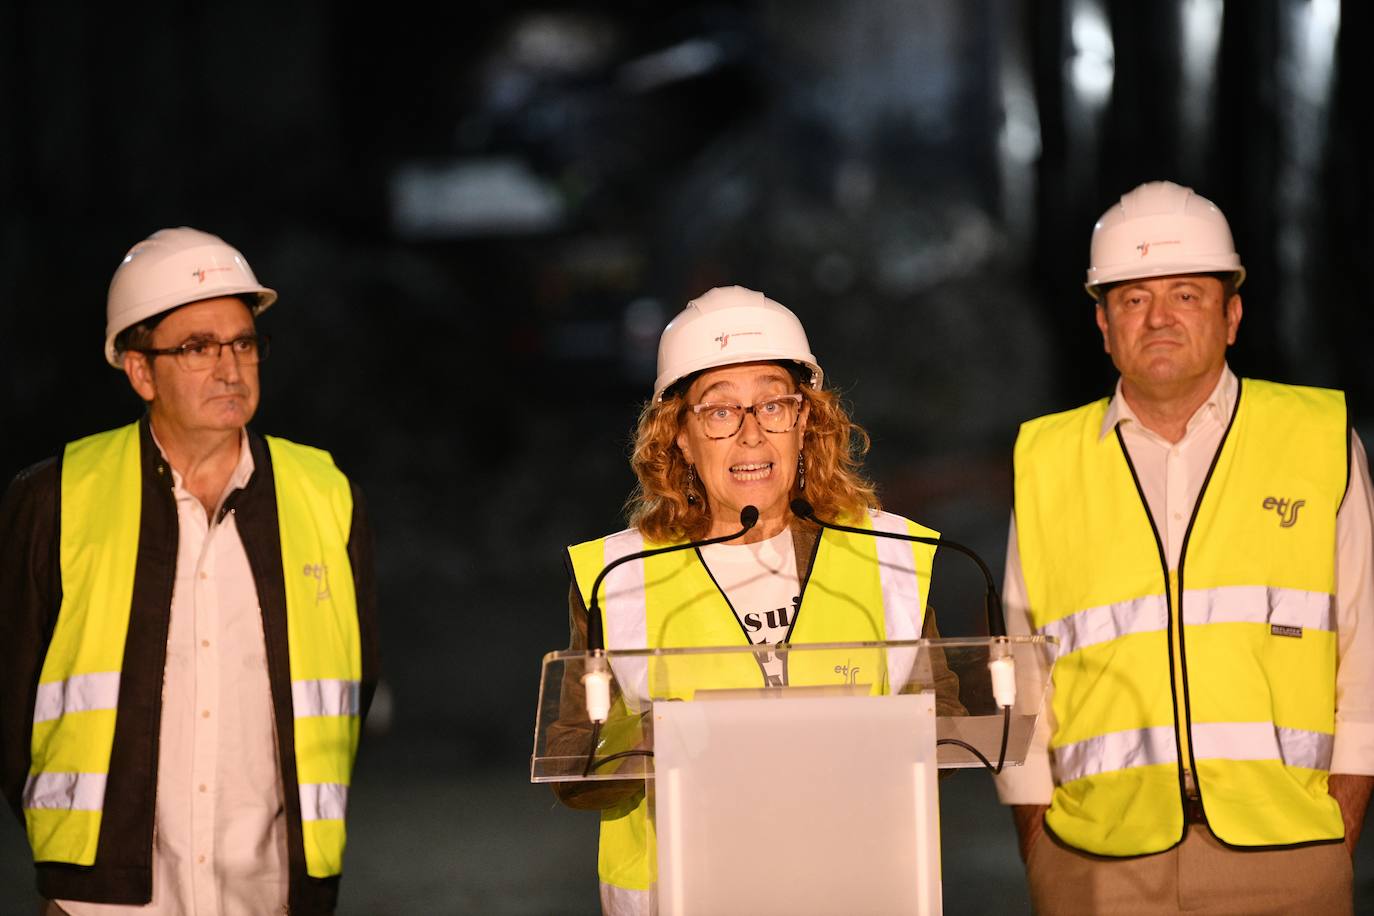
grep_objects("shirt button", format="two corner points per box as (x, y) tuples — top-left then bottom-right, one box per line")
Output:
(1173, 512), (1183, 521)
(199, 784), (208, 793)
(199, 571), (208, 580)
(200, 639), (210, 648)
(201, 710), (211, 719)
(197, 854), (207, 865)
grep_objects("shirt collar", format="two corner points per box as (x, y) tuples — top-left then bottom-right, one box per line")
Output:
(150, 425), (255, 497)
(1099, 364), (1237, 441)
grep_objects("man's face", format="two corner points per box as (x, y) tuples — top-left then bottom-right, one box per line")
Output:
(1095, 275), (1242, 395)
(124, 296), (260, 438)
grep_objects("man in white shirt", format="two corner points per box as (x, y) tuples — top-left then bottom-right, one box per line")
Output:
(995, 181), (1374, 914)
(0, 228), (380, 915)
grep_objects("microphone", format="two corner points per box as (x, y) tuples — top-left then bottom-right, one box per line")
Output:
(581, 505), (760, 722)
(789, 498), (1015, 708)
(790, 498), (1005, 637)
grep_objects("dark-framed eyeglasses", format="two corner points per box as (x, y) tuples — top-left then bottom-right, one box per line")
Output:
(132, 334), (270, 372)
(689, 393), (804, 439)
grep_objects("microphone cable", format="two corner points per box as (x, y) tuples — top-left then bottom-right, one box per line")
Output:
(581, 506), (760, 776)
(791, 498), (1015, 773)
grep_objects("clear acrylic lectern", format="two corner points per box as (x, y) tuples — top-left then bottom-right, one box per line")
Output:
(532, 637), (1056, 916)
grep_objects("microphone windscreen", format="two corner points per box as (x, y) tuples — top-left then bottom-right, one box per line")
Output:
(789, 498), (814, 519)
(739, 505), (760, 529)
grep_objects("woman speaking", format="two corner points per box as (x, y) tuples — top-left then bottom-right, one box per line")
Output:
(558, 285), (955, 915)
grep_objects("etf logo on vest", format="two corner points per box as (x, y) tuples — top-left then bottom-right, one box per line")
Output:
(1262, 495), (1306, 528)
(303, 562), (332, 602)
(833, 661), (862, 684)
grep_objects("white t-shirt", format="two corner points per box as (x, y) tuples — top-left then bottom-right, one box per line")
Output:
(699, 527), (801, 686)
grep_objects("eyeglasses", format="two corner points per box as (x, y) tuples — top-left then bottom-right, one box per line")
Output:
(133, 334), (270, 372)
(690, 393), (804, 439)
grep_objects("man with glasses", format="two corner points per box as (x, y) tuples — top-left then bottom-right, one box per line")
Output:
(0, 228), (379, 915)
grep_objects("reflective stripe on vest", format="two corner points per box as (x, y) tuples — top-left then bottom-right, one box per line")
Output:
(1055, 723), (1335, 783)
(32, 671), (123, 724)
(1015, 379), (1346, 855)
(1042, 585), (1335, 655)
(27, 424), (359, 878)
(598, 529), (651, 712)
(25, 425), (142, 864)
(24, 673), (122, 822)
(567, 510), (938, 903)
(600, 879), (651, 916)
(267, 436), (361, 878)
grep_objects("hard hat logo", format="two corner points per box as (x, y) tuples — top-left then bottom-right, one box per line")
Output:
(1136, 239), (1181, 259)
(191, 266), (235, 284)
(714, 330), (763, 350)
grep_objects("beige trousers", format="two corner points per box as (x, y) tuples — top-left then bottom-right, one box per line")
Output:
(1027, 825), (1352, 915)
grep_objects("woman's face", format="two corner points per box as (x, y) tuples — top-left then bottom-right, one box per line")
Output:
(676, 361), (809, 539)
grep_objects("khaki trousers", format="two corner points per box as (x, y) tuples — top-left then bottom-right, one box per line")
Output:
(1027, 825), (1352, 915)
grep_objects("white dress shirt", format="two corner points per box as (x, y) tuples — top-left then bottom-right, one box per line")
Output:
(995, 366), (1374, 805)
(61, 432), (288, 915)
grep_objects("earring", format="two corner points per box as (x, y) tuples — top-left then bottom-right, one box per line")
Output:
(797, 451), (806, 491)
(686, 464), (698, 504)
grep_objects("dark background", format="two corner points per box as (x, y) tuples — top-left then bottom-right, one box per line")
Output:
(4, 1), (1374, 912)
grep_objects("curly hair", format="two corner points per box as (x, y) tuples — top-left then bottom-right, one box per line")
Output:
(626, 375), (880, 542)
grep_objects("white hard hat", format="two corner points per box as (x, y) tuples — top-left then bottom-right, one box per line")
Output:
(104, 227), (277, 367)
(653, 286), (822, 401)
(1085, 180), (1245, 299)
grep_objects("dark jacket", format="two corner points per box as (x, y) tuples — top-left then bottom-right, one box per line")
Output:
(0, 418), (380, 915)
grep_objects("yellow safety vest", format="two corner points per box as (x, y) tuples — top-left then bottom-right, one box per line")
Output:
(567, 511), (938, 907)
(1014, 379), (1346, 855)
(25, 423), (361, 878)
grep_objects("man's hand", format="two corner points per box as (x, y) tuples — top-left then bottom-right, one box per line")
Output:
(1328, 773), (1374, 858)
(1012, 804), (1049, 864)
